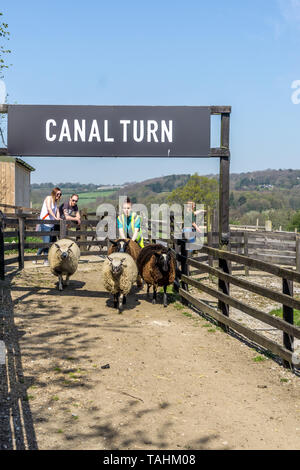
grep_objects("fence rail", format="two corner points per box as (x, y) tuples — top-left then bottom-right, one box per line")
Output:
(172, 241), (300, 370)
(1, 207), (300, 369)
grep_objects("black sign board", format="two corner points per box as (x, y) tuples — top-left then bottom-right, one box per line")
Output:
(7, 105), (211, 157)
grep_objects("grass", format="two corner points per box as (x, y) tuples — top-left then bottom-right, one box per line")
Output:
(5, 236), (42, 254)
(269, 307), (300, 327)
(252, 355), (267, 362)
(24, 394), (35, 401)
(182, 311), (193, 318)
(158, 285), (180, 304)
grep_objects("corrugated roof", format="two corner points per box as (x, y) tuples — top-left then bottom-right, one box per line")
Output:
(0, 156), (35, 172)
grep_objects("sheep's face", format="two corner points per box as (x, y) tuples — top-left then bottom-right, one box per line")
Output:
(110, 239), (130, 253)
(55, 242), (74, 261)
(107, 256), (126, 276)
(155, 250), (172, 272)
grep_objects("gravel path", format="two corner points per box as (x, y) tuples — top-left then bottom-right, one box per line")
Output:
(0, 261), (299, 450)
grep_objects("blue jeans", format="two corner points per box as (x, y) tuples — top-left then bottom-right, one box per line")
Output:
(183, 227), (196, 253)
(37, 224), (54, 255)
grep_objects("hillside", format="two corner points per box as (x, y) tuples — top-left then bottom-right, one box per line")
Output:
(230, 168), (300, 191)
(30, 174), (190, 210)
(30, 169), (300, 230)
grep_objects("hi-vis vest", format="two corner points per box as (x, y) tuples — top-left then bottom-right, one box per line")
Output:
(117, 212), (144, 248)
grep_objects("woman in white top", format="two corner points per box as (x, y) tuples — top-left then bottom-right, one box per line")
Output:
(35, 187), (62, 264)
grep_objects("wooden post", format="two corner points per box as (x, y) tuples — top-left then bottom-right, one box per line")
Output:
(218, 257), (230, 331)
(244, 231), (249, 276)
(180, 239), (189, 304)
(60, 219), (67, 239)
(173, 237), (181, 293)
(0, 220), (4, 280)
(17, 213), (25, 270)
(212, 206), (219, 242)
(265, 220), (272, 232)
(219, 160), (230, 248)
(296, 236), (300, 272)
(282, 278), (294, 369)
(219, 112), (230, 247)
(218, 113), (231, 330)
(170, 214), (175, 249)
(207, 207), (213, 269)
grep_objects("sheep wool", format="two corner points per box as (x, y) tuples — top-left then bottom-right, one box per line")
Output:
(108, 238), (141, 261)
(48, 239), (80, 276)
(108, 238), (143, 288)
(103, 252), (138, 296)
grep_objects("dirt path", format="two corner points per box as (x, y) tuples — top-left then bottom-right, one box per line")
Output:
(0, 260), (299, 450)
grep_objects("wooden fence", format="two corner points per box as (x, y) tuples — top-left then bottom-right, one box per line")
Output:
(1, 209), (300, 369)
(230, 230), (300, 272)
(0, 213), (107, 278)
(172, 243), (300, 370)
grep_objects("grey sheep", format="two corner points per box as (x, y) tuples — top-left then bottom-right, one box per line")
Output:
(48, 238), (80, 291)
(102, 252), (138, 313)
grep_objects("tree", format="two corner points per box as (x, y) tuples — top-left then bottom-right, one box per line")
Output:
(287, 211), (300, 232)
(237, 195), (247, 206)
(0, 12), (10, 77)
(0, 12), (10, 146)
(167, 173), (218, 208)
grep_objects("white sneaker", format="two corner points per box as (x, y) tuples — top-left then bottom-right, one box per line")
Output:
(43, 260), (49, 266)
(32, 260), (37, 265)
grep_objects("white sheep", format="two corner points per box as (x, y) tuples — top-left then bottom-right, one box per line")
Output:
(102, 252), (138, 313)
(48, 239), (81, 291)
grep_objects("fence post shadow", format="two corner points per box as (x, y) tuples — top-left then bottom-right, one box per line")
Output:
(0, 276), (38, 450)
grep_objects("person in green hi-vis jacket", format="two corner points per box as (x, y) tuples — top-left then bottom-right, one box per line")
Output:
(117, 197), (144, 248)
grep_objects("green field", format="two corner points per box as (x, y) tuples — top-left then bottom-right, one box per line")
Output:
(269, 307), (300, 327)
(66, 190), (116, 207)
(32, 189), (117, 210)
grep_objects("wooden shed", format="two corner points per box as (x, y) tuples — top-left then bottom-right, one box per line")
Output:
(0, 156), (35, 209)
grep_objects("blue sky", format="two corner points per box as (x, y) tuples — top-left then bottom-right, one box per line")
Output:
(1, 0), (300, 184)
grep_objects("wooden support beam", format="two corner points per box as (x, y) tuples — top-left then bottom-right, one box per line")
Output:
(282, 278), (294, 369)
(209, 148), (230, 157)
(60, 219), (67, 239)
(17, 215), (25, 270)
(219, 118), (230, 247)
(0, 104), (8, 113)
(244, 232), (249, 276)
(210, 106), (232, 114)
(0, 221), (4, 280)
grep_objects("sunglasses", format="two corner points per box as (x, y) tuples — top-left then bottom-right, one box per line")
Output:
(71, 199), (78, 202)
(56, 193), (62, 197)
